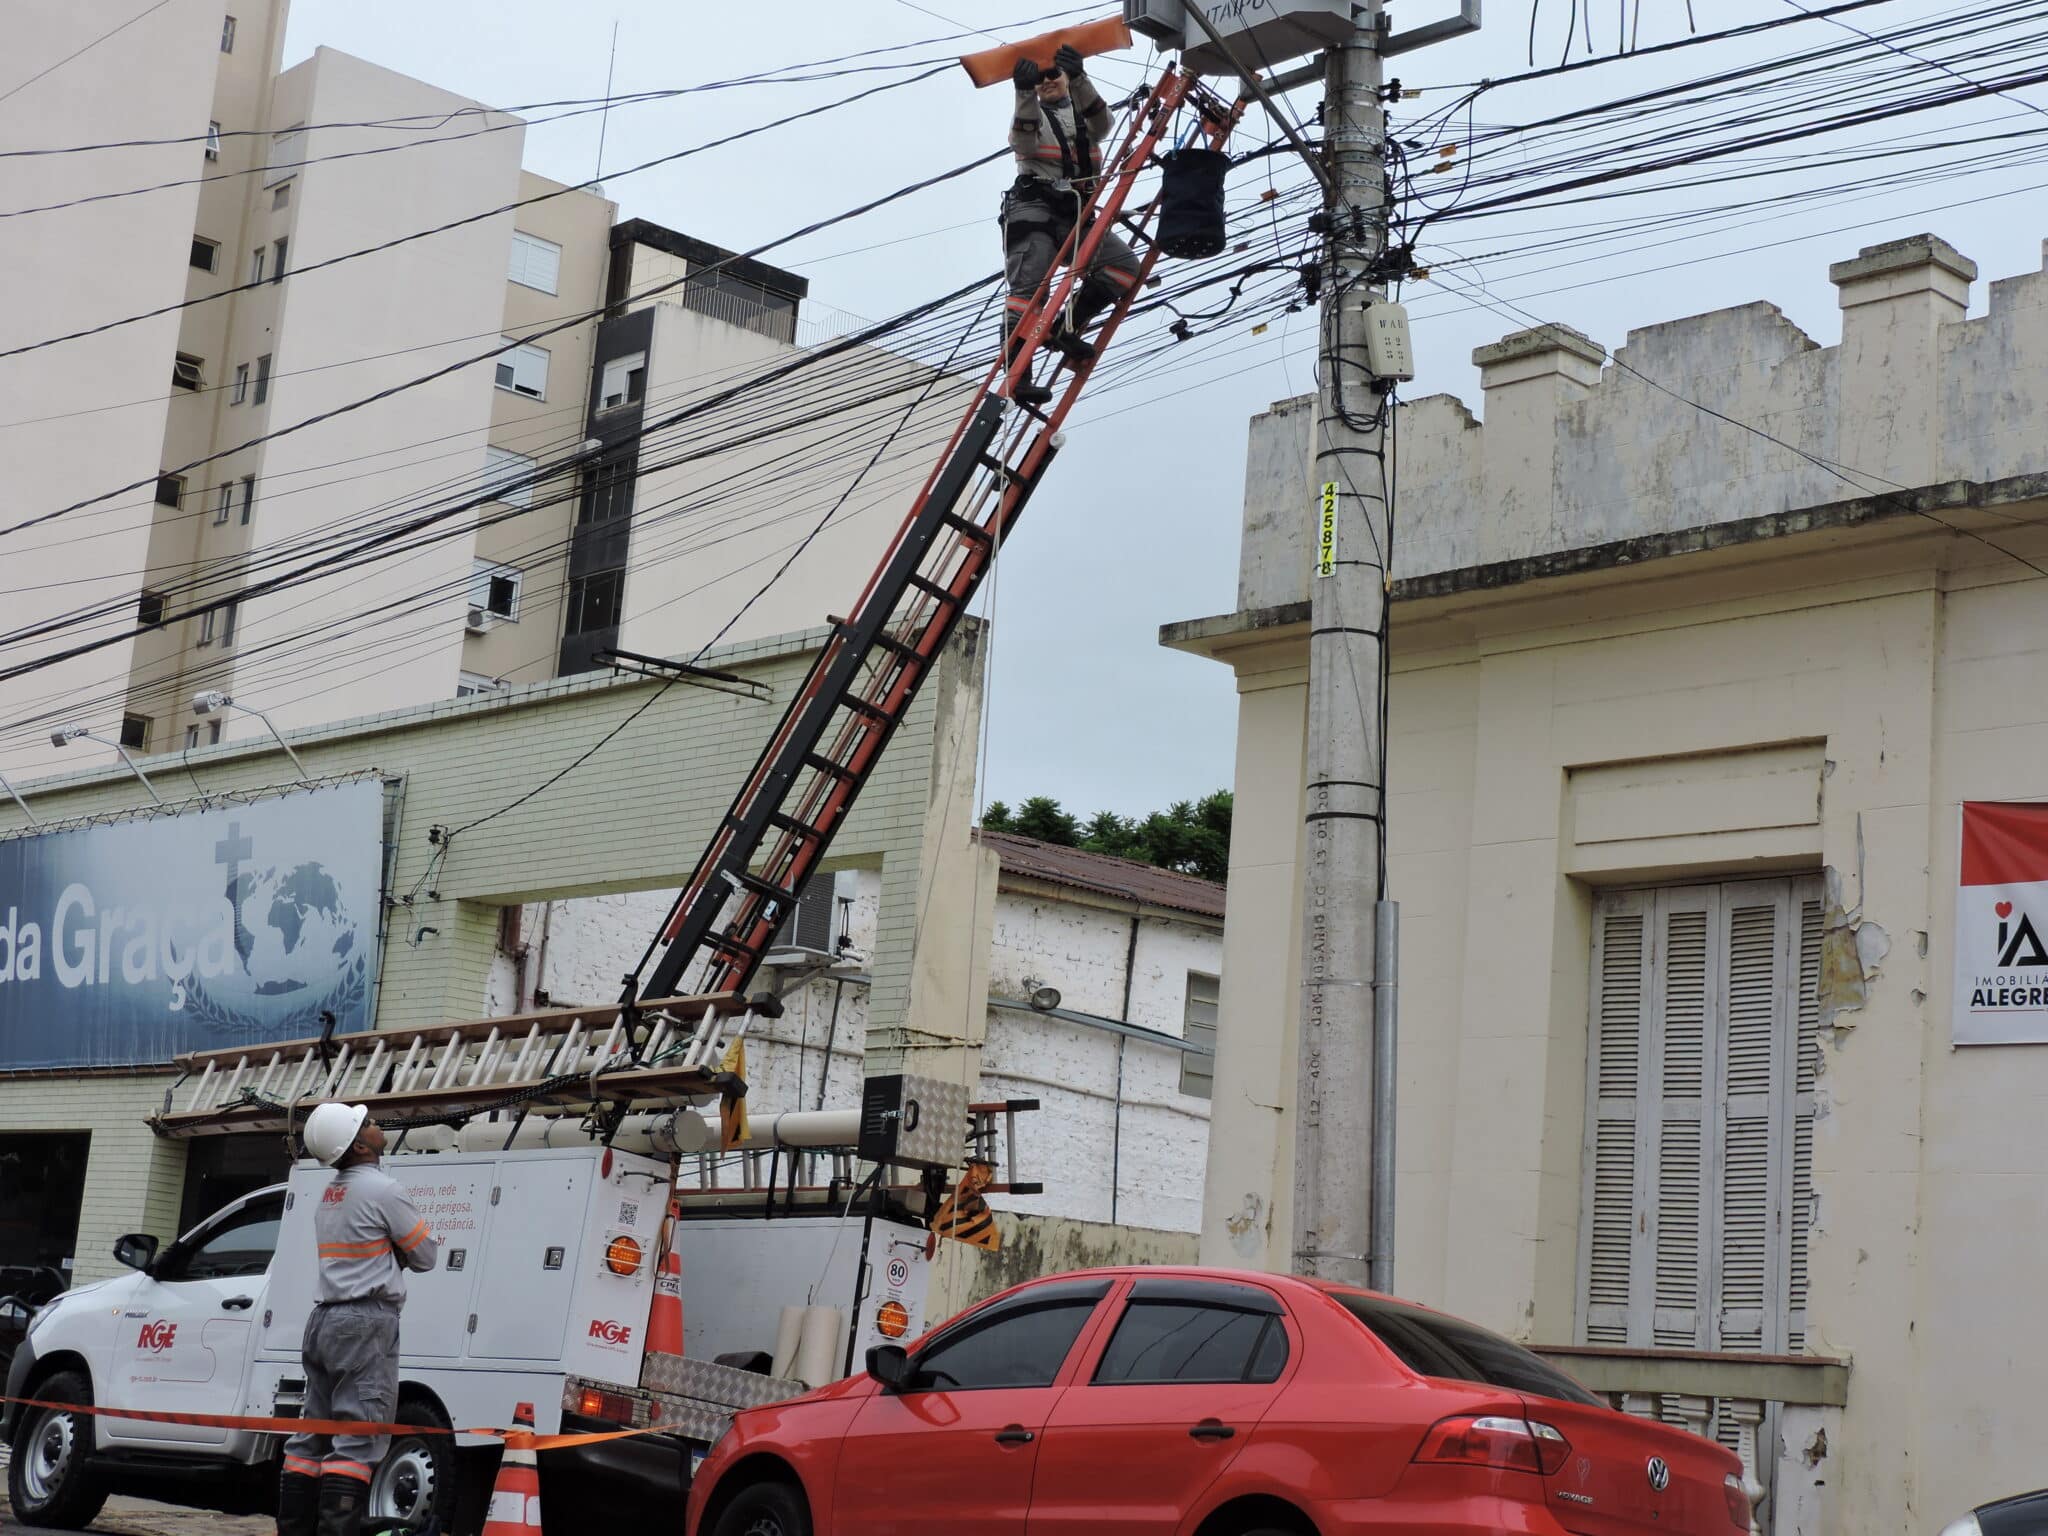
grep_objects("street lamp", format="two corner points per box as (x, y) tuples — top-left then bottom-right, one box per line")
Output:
(0, 770), (37, 826)
(193, 691), (309, 781)
(50, 725), (163, 805)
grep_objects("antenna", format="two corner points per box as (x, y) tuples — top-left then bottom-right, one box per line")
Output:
(594, 19), (620, 186)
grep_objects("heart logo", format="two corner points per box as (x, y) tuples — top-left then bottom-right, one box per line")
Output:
(1997, 901), (2014, 918)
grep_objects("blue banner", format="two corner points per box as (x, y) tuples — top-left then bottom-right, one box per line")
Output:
(0, 781), (386, 1070)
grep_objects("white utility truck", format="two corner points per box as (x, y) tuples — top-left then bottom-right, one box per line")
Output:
(4, 1066), (1011, 1536)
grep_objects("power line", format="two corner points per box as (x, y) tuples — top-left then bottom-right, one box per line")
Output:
(0, 0), (173, 108)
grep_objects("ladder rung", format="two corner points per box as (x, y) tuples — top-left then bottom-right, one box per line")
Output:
(939, 512), (993, 545)
(732, 871), (797, 907)
(869, 632), (924, 663)
(908, 574), (957, 604)
(704, 930), (753, 958)
(768, 812), (823, 840)
(802, 752), (855, 781)
(839, 693), (892, 723)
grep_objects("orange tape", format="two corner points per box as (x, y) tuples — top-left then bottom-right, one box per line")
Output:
(2, 1396), (679, 1451)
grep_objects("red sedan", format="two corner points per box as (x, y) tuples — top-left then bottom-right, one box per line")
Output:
(686, 1267), (1751, 1536)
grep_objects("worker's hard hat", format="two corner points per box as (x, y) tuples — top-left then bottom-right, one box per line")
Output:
(304, 1102), (371, 1166)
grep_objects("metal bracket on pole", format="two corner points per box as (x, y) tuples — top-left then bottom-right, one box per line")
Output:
(1381, 0), (1482, 57)
(1175, 1), (1335, 193)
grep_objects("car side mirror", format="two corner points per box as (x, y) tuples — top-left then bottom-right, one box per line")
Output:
(865, 1344), (914, 1393)
(113, 1233), (159, 1274)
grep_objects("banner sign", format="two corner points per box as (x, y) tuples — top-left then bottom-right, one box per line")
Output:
(1955, 801), (2048, 1045)
(0, 782), (385, 1070)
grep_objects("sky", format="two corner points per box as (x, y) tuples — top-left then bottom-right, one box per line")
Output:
(276, 0), (2048, 821)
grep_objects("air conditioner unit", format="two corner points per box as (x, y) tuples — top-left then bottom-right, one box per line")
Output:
(465, 605), (489, 632)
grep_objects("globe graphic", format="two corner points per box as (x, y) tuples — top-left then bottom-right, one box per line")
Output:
(194, 861), (363, 1027)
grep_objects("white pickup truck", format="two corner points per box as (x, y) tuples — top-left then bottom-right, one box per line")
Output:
(4, 1140), (934, 1536)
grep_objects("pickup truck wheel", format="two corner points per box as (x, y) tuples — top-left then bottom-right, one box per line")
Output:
(7, 1370), (109, 1530)
(370, 1400), (457, 1536)
(712, 1481), (810, 1536)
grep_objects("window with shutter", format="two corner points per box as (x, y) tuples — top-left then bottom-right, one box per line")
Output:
(1579, 877), (1822, 1357)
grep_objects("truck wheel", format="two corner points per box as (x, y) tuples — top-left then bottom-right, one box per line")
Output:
(712, 1481), (810, 1536)
(370, 1399), (458, 1536)
(7, 1370), (109, 1530)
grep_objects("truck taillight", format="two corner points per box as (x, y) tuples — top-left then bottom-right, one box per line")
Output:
(604, 1235), (644, 1276)
(574, 1387), (635, 1425)
(1414, 1414), (1570, 1476)
(1725, 1473), (1754, 1529)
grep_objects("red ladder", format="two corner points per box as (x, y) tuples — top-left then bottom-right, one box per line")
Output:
(639, 66), (1243, 1003)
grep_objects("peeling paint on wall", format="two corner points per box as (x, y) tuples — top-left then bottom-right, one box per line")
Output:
(1820, 816), (1892, 1031)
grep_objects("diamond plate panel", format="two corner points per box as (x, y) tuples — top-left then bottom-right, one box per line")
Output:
(638, 1351), (807, 1409)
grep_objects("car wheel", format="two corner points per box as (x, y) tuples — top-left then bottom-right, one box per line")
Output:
(6, 1370), (110, 1530)
(369, 1399), (459, 1536)
(712, 1481), (811, 1536)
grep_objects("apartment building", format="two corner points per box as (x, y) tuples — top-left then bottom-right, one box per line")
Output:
(3, 0), (955, 790)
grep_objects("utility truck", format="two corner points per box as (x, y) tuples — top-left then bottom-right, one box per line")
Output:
(5, 1056), (1027, 1535)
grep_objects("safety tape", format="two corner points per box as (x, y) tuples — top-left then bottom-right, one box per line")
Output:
(0, 1396), (674, 1454)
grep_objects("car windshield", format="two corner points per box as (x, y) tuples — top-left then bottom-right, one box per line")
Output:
(1332, 1292), (1603, 1407)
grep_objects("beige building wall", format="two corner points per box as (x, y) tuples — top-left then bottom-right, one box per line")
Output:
(616, 302), (974, 665)
(465, 172), (616, 688)
(0, 0), (232, 781)
(1165, 235), (2048, 1533)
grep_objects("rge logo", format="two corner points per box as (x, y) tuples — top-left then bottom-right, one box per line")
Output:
(587, 1319), (632, 1345)
(137, 1320), (178, 1352)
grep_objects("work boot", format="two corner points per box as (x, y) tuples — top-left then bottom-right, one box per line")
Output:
(278, 1469), (320, 1536)
(1048, 278), (1120, 365)
(315, 1474), (370, 1536)
(999, 319), (1054, 408)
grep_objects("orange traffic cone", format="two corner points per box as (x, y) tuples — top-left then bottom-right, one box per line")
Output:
(645, 1242), (684, 1358)
(481, 1403), (542, 1536)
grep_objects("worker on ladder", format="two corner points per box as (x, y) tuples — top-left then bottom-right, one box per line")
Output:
(1001, 43), (1142, 406)
(279, 1104), (439, 1536)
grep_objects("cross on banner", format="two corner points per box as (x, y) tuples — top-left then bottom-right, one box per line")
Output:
(214, 820), (254, 965)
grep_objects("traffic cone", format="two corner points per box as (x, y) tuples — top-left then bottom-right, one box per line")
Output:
(480, 1403), (543, 1536)
(645, 1241), (684, 1357)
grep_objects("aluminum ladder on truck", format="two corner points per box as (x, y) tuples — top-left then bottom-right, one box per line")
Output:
(637, 65), (1243, 1004)
(149, 992), (764, 1137)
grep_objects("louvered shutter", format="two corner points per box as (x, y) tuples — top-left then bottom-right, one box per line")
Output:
(1582, 892), (1649, 1345)
(1714, 885), (1784, 1352)
(1583, 876), (1823, 1357)
(1788, 891), (1822, 1351)
(1652, 888), (1716, 1349)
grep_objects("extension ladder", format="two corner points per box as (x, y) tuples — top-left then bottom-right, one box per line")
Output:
(640, 65), (1243, 1001)
(149, 992), (758, 1138)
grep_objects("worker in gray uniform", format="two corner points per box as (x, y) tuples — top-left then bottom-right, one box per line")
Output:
(279, 1103), (439, 1536)
(1001, 43), (1143, 406)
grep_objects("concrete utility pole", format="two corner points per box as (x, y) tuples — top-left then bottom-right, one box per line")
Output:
(1294, 0), (1396, 1292)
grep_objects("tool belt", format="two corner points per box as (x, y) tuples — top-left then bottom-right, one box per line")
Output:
(1000, 175), (1084, 233)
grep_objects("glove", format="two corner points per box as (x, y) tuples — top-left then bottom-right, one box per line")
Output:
(1013, 57), (1042, 90)
(1054, 44), (1085, 79)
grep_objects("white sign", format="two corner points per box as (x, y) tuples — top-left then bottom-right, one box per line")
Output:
(1954, 801), (2048, 1045)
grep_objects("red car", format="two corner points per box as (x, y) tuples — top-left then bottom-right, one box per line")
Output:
(686, 1266), (1751, 1536)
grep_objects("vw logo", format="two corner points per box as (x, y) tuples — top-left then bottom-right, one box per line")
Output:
(1646, 1457), (1671, 1493)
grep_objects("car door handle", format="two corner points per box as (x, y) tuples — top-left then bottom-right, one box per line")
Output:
(993, 1426), (1036, 1445)
(1188, 1420), (1235, 1441)
(222, 1296), (255, 1311)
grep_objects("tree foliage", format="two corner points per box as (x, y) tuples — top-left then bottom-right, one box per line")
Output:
(981, 790), (1232, 884)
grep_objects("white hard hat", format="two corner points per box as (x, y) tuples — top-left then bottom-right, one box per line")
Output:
(304, 1102), (370, 1166)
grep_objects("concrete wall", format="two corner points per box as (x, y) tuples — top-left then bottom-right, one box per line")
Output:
(0, 0), (230, 779)
(1167, 234), (2048, 1534)
(925, 1211), (1198, 1324)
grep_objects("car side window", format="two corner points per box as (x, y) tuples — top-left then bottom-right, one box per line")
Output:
(1093, 1301), (1290, 1385)
(158, 1195), (285, 1282)
(912, 1299), (1100, 1392)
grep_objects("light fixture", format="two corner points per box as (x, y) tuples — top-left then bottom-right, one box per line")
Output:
(50, 724), (163, 805)
(193, 690), (310, 781)
(1028, 982), (1062, 1012)
(0, 771), (37, 826)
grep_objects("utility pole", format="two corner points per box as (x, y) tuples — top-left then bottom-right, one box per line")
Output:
(1294, 0), (1396, 1292)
